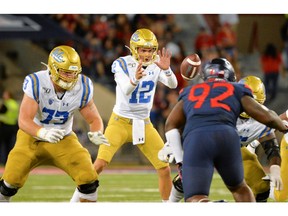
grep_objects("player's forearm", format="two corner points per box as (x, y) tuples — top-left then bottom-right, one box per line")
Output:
(279, 109), (288, 121)
(160, 68), (178, 89)
(265, 110), (288, 132)
(88, 118), (104, 133)
(18, 117), (42, 137)
(115, 72), (138, 95)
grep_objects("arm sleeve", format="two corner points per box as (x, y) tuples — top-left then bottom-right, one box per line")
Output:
(112, 59), (138, 95)
(165, 129), (183, 164)
(158, 67), (178, 89)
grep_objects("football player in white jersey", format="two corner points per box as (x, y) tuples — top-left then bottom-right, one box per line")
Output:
(70, 28), (178, 202)
(273, 109), (288, 201)
(159, 75), (287, 202)
(0, 45), (108, 202)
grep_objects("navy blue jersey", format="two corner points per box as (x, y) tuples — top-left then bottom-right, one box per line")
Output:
(179, 80), (253, 139)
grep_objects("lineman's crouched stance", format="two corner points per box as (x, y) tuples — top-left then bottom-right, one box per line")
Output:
(0, 45), (108, 202)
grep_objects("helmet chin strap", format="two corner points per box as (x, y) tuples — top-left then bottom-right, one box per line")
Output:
(40, 62), (48, 67)
(125, 45), (132, 53)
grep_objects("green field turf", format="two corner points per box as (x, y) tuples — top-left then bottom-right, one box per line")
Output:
(4, 169), (234, 202)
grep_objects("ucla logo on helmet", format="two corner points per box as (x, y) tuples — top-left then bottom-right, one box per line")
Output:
(131, 32), (140, 42)
(51, 48), (65, 63)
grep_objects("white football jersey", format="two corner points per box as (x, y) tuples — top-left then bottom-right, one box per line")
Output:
(237, 117), (274, 146)
(111, 55), (177, 119)
(22, 69), (93, 135)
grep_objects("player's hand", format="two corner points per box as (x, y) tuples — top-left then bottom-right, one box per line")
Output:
(37, 128), (65, 143)
(87, 131), (110, 146)
(269, 165), (283, 191)
(246, 140), (260, 154)
(155, 47), (171, 70)
(280, 120), (288, 134)
(158, 142), (175, 163)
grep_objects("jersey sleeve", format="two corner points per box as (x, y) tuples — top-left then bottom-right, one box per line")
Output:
(234, 83), (253, 100)
(22, 73), (40, 103)
(79, 75), (94, 108)
(112, 57), (129, 75)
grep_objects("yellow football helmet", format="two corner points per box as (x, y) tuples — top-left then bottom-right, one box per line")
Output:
(48, 45), (82, 90)
(129, 28), (158, 66)
(239, 75), (266, 118)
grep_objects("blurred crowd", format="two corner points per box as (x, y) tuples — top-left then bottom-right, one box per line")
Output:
(41, 14), (287, 137)
(42, 14), (242, 137)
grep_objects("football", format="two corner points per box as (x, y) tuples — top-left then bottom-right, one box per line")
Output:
(180, 53), (201, 81)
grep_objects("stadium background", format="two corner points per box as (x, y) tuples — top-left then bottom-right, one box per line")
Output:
(0, 14), (287, 166)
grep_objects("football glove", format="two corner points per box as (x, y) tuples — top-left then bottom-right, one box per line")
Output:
(87, 131), (110, 146)
(246, 140), (260, 154)
(37, 128), (65, 143)
(269, 165), (283, 191)
(158, 142), (175, 163)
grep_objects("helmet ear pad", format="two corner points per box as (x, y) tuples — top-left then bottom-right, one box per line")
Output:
(129, 28), (158, 66)
(48, 45), (82, 90)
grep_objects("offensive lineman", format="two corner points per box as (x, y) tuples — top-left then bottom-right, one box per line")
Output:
(0, 45), (108, 202)
(272, 109), (288, 201)
(71, 28), (177, 202)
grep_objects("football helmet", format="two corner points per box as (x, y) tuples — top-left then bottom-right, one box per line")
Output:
(238, 75), (266, 118)
(201, 58), (236, 82)
(48, 45), (82, 90)
(129, 28), (158, 66)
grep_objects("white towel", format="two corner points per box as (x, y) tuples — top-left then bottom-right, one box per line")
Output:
(132, 119), (145, 145)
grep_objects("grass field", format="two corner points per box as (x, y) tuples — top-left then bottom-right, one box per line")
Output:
(2, 166), (286, 216)
(1, 166), (233, 202)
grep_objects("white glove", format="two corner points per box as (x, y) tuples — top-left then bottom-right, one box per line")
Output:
(269, 165), (283, 191)
(37, 128), (65, 143)
(246, 140), (260, 154)
(88, 131), (110, 146)
(158, 142), (175, 163)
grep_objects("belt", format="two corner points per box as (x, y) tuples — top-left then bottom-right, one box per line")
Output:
(113, 114), (150, 125)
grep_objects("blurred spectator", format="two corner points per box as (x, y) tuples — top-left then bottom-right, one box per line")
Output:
(261, 43), (285, 102)
(215, 22), (241, 80)
(219, 14), (239, 34)
(0, 90), (19, 165)
(215, 22), (237, 61)
(280, 15), (288, 71)
(194, 26), (216, 59)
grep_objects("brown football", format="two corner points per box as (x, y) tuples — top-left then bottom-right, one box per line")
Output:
(180, 53), (201, 81)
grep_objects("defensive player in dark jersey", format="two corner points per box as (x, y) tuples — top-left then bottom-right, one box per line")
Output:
(164, 58), (288, 202)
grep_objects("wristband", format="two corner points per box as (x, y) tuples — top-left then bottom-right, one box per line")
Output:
(286, 109), (288, 118)
(163, 69), (172, 76)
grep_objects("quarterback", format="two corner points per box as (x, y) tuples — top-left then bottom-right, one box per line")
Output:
(71, 28), (177, 202)
(0, 45), (108, 202)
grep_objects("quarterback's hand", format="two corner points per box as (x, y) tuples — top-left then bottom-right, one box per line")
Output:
(37, 128), (65, 143)
(269, 165), (283, 191)
(87, 131), (110, 146)
(158, 142), (175, 163)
